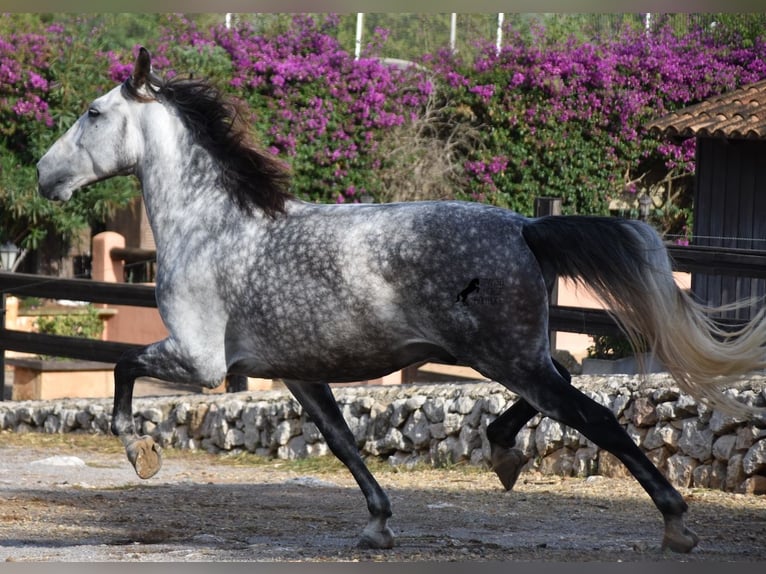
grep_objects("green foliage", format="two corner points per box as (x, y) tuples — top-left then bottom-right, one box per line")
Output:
(689, 13), (766, 48)
(35, 305), (104, 340)
(586, 334), (636, 360)
(153, 14), (234, 84)
(18, 297), (42, 310)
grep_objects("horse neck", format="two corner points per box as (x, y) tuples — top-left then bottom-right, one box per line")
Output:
(136, 118), (246, 251)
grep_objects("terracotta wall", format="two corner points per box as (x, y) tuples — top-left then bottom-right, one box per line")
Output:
(91, 232), (168, 345)
(555, 273), (692, 360)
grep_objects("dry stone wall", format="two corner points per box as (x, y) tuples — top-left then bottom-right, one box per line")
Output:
(1, 374), (765, 494)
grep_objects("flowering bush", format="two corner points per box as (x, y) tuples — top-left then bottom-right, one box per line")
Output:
(425, 24), (766, 234)
(212, 14), (433, 203)
(0, 29), (56, 156)
(0, 18), (139, 258)
(0, 25), (68, 256)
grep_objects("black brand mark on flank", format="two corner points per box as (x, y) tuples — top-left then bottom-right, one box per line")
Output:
(456, 278), (480, 304)
(456, 277), (506, 305)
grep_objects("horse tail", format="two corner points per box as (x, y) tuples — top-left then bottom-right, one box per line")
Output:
(522, 215), (766, 419)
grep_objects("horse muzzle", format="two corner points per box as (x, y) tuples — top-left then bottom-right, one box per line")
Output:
(36, 162), (74, 202)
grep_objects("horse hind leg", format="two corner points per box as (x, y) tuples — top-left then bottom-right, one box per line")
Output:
(497, 363), (698, 553)
(487, 400), (535, 490)
(487, 358), (571, 490)
(283, 380), (394, 550)
(486, 263), (567, 490)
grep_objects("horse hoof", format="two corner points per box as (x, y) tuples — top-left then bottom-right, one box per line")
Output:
(358, 526), (395, 549)
(126, 436), (162, 479)
(491, 446), (527, 491)
(662, 518), (699, 553)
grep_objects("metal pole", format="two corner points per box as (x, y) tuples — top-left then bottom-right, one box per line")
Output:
(0, 243), (19, 401)
(450, 13), (457, 53)
(355, 13), (364, 60)
(496, 13), (504, 55)
(1, 292), (6, 401)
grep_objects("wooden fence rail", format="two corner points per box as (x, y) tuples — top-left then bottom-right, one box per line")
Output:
(2, 242), (766, 398)
(666, 244), (766, 279)
(0, 273), (156, 307)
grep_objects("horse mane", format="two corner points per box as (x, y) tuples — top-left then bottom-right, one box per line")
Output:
(123, 73), (293, 218)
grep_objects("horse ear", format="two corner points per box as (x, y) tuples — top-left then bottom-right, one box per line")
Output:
(131, 46), (152, 89)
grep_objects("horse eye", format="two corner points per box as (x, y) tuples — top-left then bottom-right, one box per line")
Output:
(88, 107), (100, 118)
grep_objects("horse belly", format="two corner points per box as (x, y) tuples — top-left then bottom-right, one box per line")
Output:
(229, 333), (454, 383)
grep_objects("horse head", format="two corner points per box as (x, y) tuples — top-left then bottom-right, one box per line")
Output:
(37, 46), (291, 216)
(37, 47), (158, 202)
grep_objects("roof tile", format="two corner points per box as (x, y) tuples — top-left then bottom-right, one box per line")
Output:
(647, 79), (766, 139)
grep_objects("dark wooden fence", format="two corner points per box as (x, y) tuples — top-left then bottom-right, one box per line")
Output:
(2, 243), (766, 398)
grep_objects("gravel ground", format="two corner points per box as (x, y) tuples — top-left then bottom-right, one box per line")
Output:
(0, 433), (765, 562)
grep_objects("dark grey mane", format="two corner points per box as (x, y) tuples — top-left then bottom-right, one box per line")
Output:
(123, 73), (293, 218)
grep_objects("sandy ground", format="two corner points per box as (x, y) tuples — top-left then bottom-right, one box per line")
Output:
(0, 433), (764, 562)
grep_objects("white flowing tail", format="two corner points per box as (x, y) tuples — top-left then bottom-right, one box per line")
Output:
(523, 215), (766, 419)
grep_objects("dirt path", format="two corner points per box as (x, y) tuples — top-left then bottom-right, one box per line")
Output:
(0, 434), (764, 562)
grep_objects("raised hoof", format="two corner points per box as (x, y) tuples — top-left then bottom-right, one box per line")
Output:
(358, 526), (395, 550)
(662, 516), (700, 553)
(125, 435), (162, 479)
(491, 446), (527, 491)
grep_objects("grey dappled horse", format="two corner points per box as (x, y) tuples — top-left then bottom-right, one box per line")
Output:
(37, 48), (766, 553)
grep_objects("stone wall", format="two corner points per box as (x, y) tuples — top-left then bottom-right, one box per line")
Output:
(1, 374), (765, 494)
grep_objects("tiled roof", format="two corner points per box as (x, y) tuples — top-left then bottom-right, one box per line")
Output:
(647, 79), (766, 139)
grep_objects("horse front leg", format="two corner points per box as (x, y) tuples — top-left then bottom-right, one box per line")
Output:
(283, 380), (395, 550)
(112, 341), (225, 479)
